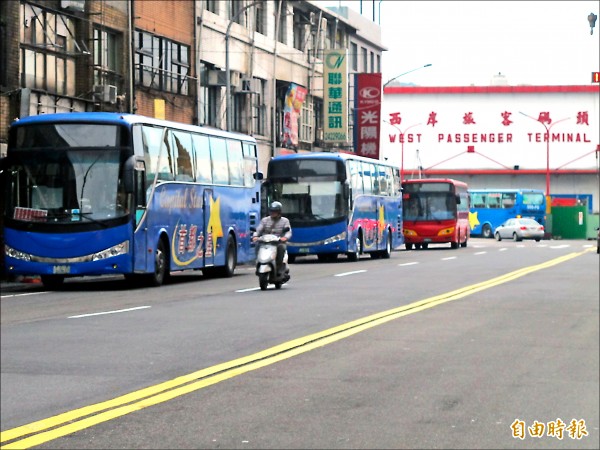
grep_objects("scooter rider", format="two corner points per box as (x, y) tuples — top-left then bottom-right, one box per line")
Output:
(252, 201), (292, 276)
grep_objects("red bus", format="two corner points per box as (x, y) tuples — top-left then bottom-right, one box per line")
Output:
(402, 178), (470, 250)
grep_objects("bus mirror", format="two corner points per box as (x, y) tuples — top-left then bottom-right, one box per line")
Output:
(123, 156), (136, 193)
(456, 195), (461, 205)
(254, 172), (264, 181)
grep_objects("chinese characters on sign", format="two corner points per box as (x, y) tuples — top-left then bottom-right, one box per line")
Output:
(323, 49), (348, 143)
(354, 73), (382, 159)
(385, 110), (591, 145)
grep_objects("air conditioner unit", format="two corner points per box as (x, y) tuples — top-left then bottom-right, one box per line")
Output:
(207, 70), (227, 86)
(238, 77), (260, 94)
(93, 85), (117, 104)
(230, 71), (241, 90)
(207, 70), (241, 89)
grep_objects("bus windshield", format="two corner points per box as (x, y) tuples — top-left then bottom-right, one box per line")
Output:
(6, 122), (128, 224)
(267, 158), (347, 225)
(269, 180), (347, 223)
(404, 191), (457, 221)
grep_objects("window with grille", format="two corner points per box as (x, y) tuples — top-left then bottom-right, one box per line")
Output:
(20, 3), (77, 96)
(134, 30), (189, 95)
(251, 78), (266, 136)
(93, 27), (121, 87)
(299, 96), (313, 143)
(255, 1), (266, 35)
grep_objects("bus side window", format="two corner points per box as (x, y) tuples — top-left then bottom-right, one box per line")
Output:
(502, 193), (516, 208)
(473, 194), (485, 208)
(192, 133), (213, 184)
(172, 130), (194, 181)
(210, 137), (229, 185)
(227, 139), (244, 186)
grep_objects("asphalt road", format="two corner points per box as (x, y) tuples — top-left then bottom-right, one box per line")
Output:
(1, 238), (598, 449)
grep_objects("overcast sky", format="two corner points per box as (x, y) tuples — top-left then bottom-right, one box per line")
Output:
(319, 0), (600, 86)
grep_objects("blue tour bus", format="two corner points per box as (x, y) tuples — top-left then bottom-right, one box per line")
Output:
(263, 152), (403, 262)
(469, 188), (546, 238)
(2, 112), (262, 288)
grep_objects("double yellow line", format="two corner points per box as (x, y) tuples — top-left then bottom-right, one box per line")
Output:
(1, 249), (593, 449)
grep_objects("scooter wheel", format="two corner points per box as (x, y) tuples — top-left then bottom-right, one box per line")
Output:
(259, 273), (269, 290)
(275, 283), (282, 289)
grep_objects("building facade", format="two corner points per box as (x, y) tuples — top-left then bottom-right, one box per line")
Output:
(382, 85), (600, 212)
(0, 0), (386, 173)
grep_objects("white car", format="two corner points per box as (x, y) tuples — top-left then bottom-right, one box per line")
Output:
(494, 218), (544, 242)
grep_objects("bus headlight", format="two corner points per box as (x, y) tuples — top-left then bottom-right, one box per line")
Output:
(5, 245), (32, 262)
(437, 227), (455, 236)
(403, 229), (417, 237)
(92, 241), (129, 261)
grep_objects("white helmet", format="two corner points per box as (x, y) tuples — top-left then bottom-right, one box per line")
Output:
(269, 201), (282, 212)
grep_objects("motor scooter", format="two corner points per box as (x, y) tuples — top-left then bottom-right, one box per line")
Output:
(254, 234), (290, 290)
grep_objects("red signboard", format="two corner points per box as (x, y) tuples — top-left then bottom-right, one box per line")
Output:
(354, 73), (382, 159)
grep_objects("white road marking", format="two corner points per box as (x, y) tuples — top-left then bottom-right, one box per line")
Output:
(68, 306), (151, 319)
(398, 262), (419, 266)
(499, 248), (508, 252)
(474, 251), (487, 255)
(441, 256), (457, 260)
(334, 270), (367, 277)
(1, 291), (48, 299)
(550, 244), (570, 249)
(236, 287), (261, 292)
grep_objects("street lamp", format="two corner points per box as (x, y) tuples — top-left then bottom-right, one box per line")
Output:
(519, 111), (571, 199)
(588, 12), (597, 35)
(383, 120), (421, 181)
(383, 64), (432, 88)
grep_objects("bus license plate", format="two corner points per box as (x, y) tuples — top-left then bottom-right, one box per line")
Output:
(52, 265), (71, 274)
(299, 248), (309, 253)
(423, 238), (432, 243)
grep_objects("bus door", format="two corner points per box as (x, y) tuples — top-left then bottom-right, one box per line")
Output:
(203, 188), (215, 266)
(132, 162), (149, 273)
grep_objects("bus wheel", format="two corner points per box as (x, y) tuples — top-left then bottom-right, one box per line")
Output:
(216, 235), (237, 277)
(148, 239), (169, 286)
(405, 243), (413, 250)
(318, 254), (337, 262)
(381, 233), (392, 259)
(41, 275), (64, 290)
(347, 236), (362, 261)
(482, 224), (493, 239)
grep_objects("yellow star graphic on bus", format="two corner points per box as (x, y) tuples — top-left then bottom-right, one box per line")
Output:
(469, 211), (480, 230)
(378, 205), (386, 234)
(207, 195), (224, 250)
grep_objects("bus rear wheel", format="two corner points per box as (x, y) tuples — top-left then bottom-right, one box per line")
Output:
(215, 235), (237, 277)
(482, 224), (493, 239)
(381, 233), (392, 259)
(347, 236), (362, 262)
